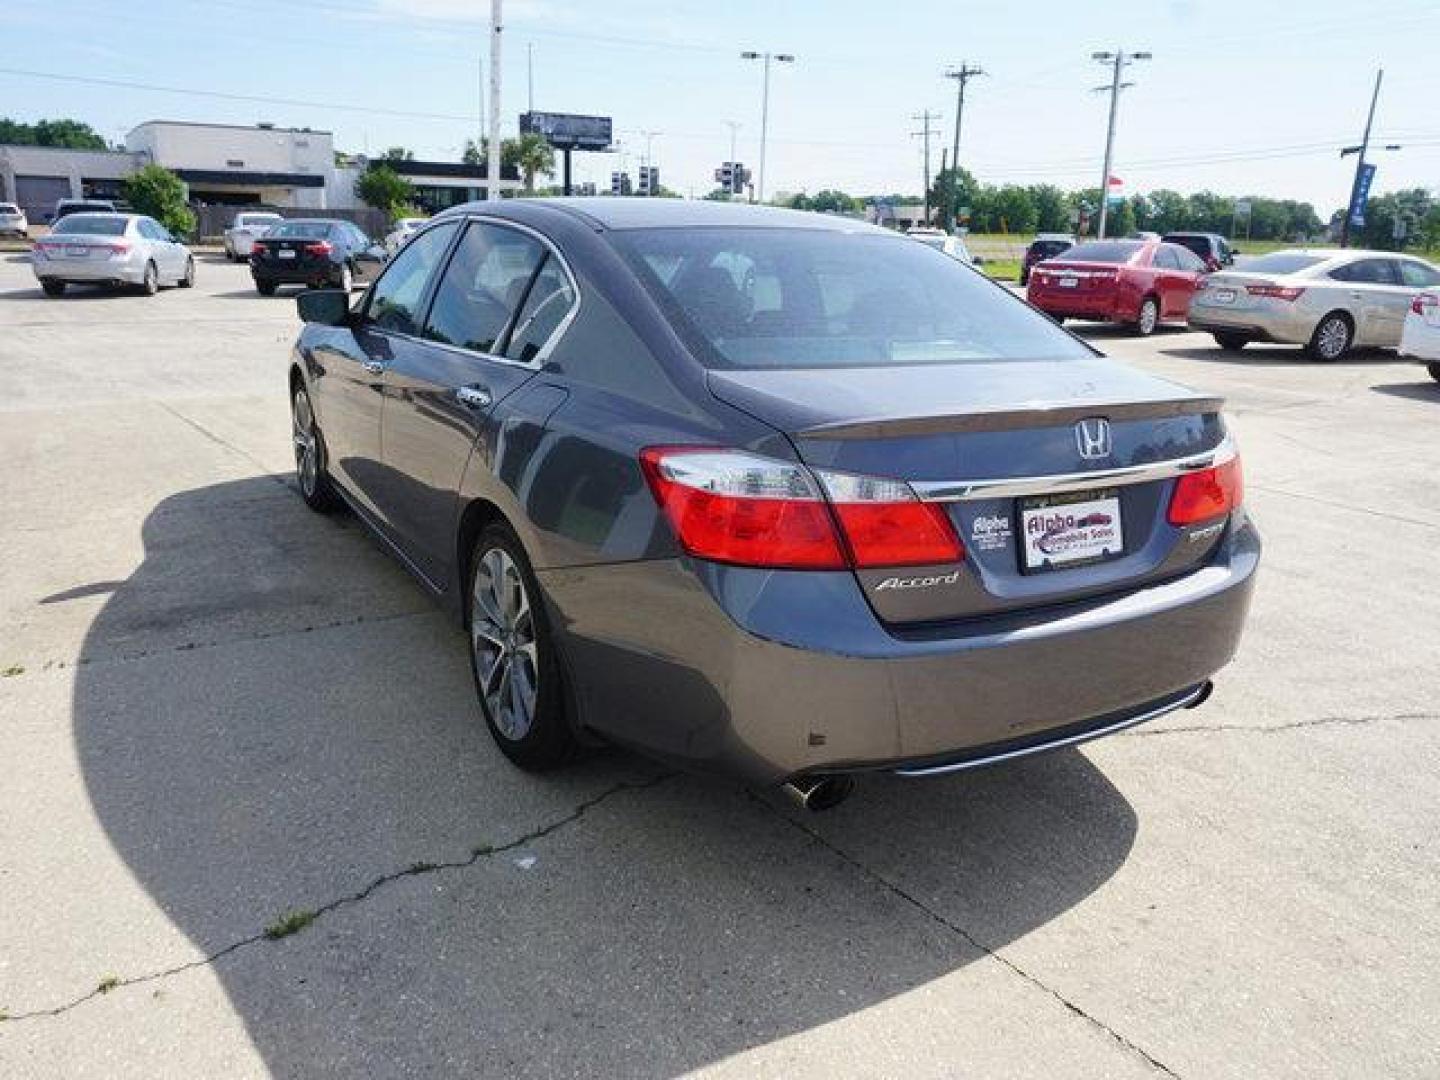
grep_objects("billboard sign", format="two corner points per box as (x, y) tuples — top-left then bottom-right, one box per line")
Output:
(520, 112), (613, 151)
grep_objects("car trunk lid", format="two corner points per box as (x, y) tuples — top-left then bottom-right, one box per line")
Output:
(708, 360), (1233, 625)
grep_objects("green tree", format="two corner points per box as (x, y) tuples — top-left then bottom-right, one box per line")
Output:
(929, 166), (981, 229)
(120, 164), (195, 237)
(808, 189), (860, 214)
(1029, 184), (1070, 232)
(355, 164), (416, 218)
(501, 133), (555, 193)
(703, 187), (734, 201)
(992, 185), (1038, 234)
(461, 138), (485, 165)
(0, 117), (108, 149)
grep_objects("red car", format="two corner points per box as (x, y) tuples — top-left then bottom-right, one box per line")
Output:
(1026, 238), (1209, 335)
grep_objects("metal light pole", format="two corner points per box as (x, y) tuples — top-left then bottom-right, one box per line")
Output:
(487, 0), (503, 201)
(723, 120), (741, 166)
(741, 50), (794, 204)
(943, 63), (984, 228)
(1338, 69), (1398, 248)
(1091, 48), (1150, 239)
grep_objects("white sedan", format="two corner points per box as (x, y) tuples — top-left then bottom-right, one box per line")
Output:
(384, 217), (428, 256)
(1400, 291), (1440, 382)
(224, 211), (283, 260)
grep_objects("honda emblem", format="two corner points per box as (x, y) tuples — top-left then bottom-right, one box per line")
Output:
(1075, 417), (1112, 460)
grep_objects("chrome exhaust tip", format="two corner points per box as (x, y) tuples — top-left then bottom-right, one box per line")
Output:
(781, 774), (855, 812)
(1185, 680), (1215, 709)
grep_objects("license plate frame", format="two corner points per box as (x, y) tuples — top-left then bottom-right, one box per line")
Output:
(1211, 287), (1237, 304)
(1017, 488), (1124, 573)
(1058, 275), (1079, 288)
(65, 245), (89, 257)
(277, 248), (297, 259)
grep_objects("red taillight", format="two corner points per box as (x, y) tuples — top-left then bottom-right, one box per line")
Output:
(1245, 284), (1305, 302)
(251, 242), (267, 258)
(1167, 456), (1243, 526)
(304, 240), (333, 256)
(639, 448), (964, 571)
(1412, 293), (1438, 316)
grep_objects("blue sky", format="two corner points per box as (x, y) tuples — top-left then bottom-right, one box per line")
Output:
(3, 0), (1436, 212)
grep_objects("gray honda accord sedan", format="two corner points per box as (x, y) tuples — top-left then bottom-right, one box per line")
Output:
(287, 198), (1258, 808)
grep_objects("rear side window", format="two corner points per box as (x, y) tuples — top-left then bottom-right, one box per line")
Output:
(423, 222), (548, 354)
(1172, 245), (1208, 273)
(362, 221), (459, 335)
(1330, 259), (1398, 285)
(1163, 235), (1208, 260)
(1397, 261), (1440, 288)
(1152, 246), (1179, 269)
(504, 256), (577, 362)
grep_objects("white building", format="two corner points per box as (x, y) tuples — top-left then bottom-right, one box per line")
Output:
(126, 120), (332, 209)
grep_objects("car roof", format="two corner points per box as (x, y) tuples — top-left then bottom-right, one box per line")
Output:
(435, 197), (889, 234)
(57, 211), (136, 221)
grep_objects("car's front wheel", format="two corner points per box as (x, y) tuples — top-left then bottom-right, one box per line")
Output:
(468, 524), (578, 771)
(179, 257), (195, 288)
(1307, 311), (1353, 361)
(291, 384), (339, 512)
(140, 261), (159, 296)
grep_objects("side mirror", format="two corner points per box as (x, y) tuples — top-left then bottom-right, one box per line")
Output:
(296, 289), (352, 326)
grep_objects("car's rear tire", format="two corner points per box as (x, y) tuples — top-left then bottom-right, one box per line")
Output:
(290, 384), (340, 512)
(256, 280), (277, 296)
(1019, 269), (1030, 286)
(1213, 331), (1249, 351)
(179, 257), (195, 288)
(40, 280), (65, 297)
(1133, 296), (1160, 336)
(1306, 311), (1353, 361)
(467, 524), (578, 771)
(1427, 361), (1440, 385)
(140, 261), (159, 296)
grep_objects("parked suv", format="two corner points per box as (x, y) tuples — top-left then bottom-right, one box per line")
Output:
(52, 198), (117, 223)
(1020, 233), (1076, 286)
(0, 202), (27, 238)
(1162, 232), (1234, 272)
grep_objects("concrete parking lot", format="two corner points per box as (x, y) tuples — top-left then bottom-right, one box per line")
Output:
(1, 251), (1437, 1079)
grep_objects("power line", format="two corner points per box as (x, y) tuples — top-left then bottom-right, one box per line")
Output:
(911, 109), (942, 222)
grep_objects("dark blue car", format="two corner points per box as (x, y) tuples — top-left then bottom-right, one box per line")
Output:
(287, 198), (1258, 809)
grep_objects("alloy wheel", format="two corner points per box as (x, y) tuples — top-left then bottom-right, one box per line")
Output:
(1315, 316), (1350, 360)
(292, 389), (319, 498)
(471, 547), (539, 742)
(1137, 298), (1159, 335)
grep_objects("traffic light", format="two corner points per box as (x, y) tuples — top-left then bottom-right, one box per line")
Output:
(610, 171), (622, 195)
(645, 166), (659, 195)
(715, 162), (734, 193)
(637, 167), (651, 196)
(730, 163), (748, 195)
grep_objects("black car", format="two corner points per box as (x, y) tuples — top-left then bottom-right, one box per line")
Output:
(1161, 232), (1234, 272)
(284, 198), (1258, 809)
(1019, 233), (1076, 285)
(251, 219), (386, 295)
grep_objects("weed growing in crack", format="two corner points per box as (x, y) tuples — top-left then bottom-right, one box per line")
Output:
(471, 843), (494, 858)
(1, 664), (23, 678)
(96, 976), (120, 994)
(264, 910), (316, 940)
(409, 861), (438, 873)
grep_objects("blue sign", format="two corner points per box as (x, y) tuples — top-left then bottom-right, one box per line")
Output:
(1348, 163), (1377, 228)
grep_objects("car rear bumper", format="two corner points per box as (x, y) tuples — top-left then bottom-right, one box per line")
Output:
(541, 516), (1260, 785)
(1028, 289), (1131, 322)
(252, 262), (339, 285)
(33, 256), (146, 284)
(1189, 304), (1313, 344)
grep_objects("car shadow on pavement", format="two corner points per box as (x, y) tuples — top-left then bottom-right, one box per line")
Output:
(1371, 380), (1440, 402)
(1157, 344), (1398, 366)
(70, 475), (1138, 1076)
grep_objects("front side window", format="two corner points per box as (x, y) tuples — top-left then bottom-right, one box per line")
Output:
(422, 222), (548, 355)
(362, 220), (459, 335)
(615, 227), (1093, 370)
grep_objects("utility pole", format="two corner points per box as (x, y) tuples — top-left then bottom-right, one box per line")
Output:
(1339, 69), (1389, 248)
(527, 42), (534, 113)
(1091, 48), (1150, 239)
(487, 0), (503, 201)
(723, 120), (741, 166)
(943, 62), (984, 228)
(741, 50), (795, 203)
(912, 109), (941, 225)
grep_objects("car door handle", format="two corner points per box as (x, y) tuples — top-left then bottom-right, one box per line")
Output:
(456, 384), (492, 410)
(362, 360), (385, 375)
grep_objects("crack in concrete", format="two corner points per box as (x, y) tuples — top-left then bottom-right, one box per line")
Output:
(1249, 484), (1440, 530)
(1, 772), (673, 1023)
(1120, 711), (1437, 739)
(154, 400), (291, 489)
(754, 793), (1183, 1079)
(6, 608), (438, 677)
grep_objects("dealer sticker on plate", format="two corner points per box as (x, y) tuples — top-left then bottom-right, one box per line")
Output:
(1020, 489), (1123, 571)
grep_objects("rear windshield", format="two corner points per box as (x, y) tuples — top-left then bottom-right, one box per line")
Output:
(1031, 240), (1073, 257)
(51, 215), (127, 236)
(1241, 253), (1326, 274)
(268, 222), (333, 239)
(1163, 235), (1209, 257)
(238, 214), (281, 226)
(1062, 241), (1143, 264)
(614, 227), (1093, 370)
(0, 204), (18, 213)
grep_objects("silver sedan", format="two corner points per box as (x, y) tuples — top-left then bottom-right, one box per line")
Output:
(31, 212), (195, 297)
(1189, 248), (1440, 360)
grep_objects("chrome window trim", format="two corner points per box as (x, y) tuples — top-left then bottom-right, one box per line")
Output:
(911, 436), (1236, 502)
